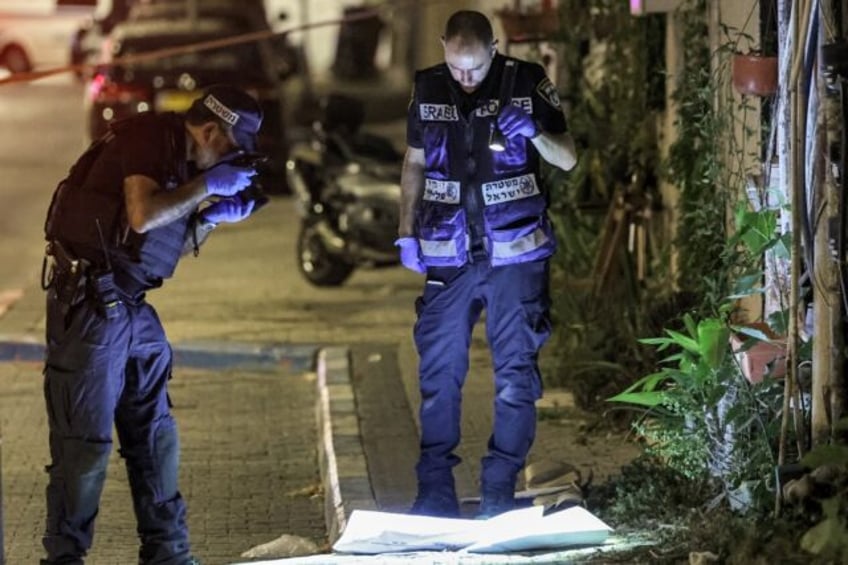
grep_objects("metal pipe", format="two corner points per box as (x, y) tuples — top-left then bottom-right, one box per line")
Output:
(778, 0), (798, 472)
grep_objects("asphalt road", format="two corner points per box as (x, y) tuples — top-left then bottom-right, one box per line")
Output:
(0, 74), (87, 296)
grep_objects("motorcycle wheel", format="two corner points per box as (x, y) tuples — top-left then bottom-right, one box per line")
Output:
(297, 221), (355, 286)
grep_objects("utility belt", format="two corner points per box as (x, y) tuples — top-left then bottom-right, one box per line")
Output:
(42, 240), (122, 319)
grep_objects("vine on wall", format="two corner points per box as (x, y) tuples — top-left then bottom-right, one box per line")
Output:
(545, 0), (762, 407)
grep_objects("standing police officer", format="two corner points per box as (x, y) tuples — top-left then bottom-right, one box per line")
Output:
(40, 85), (263, 565)
(397, 10), (577, 519)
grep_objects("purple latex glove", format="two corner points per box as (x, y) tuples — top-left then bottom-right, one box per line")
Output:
(202, 197), (256, 225)
(395, 236), (426, 274)
(497, 103), (539, 140)
(204, 163), (257, 196)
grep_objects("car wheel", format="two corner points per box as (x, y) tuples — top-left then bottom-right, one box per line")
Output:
(297, 220), (354, 286)
(1, 45), (31, 74)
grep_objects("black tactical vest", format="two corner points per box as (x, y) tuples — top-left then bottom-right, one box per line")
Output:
(44, 112), (190, 285)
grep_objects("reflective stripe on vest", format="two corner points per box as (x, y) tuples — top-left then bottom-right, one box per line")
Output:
(491, 226), (550, 260)
(420, 238), (459, 257)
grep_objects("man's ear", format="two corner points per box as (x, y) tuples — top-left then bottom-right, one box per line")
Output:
(199, 121), (219, 145)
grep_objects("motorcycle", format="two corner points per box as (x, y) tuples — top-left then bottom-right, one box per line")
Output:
(286, 94), (402, 286)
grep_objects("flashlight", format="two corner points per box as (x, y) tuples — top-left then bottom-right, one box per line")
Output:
(488, 123), (506, 152)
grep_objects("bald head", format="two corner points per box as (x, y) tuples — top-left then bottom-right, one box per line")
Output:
(441, 10), (497, 93)
(444, 10), (493, 46)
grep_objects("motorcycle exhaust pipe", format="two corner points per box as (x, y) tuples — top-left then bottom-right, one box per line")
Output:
(313, 220), (346, 253)
(286, 160), (312, 203)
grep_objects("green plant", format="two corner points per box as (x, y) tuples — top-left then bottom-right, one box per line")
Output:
(611, 314), (730, 409)
(609, 200), (795, 510)
(601, 0), (791, 507)
(609, 312), (724, 480)
(543, 0), (672, 405)
(665, 1), (769, 315)
(786, 420), (848, 561)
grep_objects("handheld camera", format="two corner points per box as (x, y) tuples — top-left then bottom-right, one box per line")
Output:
(224, 152), (271, 211)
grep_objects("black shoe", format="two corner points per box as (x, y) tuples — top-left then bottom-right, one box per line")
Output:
(477, 489), (515, 519)
(409, 486), (460, 518)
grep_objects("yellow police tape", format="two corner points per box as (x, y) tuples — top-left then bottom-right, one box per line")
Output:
(0, 7), (383, 86)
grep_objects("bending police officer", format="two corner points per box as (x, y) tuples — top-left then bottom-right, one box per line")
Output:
(397, 11), (577, 519)
(40, 85), (263, 565)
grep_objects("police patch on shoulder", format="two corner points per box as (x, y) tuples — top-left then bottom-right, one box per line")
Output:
(536, 78), (561, 109)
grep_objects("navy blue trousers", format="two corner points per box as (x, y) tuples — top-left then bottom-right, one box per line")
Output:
(42, 293), (190, 565)
(413, 259), (551, 495)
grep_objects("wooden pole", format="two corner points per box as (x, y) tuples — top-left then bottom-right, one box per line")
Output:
(831, 0), (848, 435)
(812, 0), (847, 445)
(778, 0), (799, 481)
(793, 0), (823, 457)
(774, 2), (800, 516)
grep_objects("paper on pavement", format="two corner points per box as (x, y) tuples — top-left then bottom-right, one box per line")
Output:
(332, 505), (612, 555)
(332, 509), (490, 553)
(463, 506), (612, 553)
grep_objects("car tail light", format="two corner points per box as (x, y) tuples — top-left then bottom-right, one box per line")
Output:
(89, 73), (153, 115)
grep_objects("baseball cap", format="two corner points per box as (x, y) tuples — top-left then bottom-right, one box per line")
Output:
(189, 85), (263, 152)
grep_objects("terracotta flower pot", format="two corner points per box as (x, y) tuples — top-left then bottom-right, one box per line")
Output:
(730, 322), (787, 384)
(731, 53), (778, 96)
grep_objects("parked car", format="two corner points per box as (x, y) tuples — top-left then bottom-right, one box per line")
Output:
(0, 1), (94, 73)
(70, 0), (289, 79)
(85, 14), (298, 191)
(69, 0), (130, 79)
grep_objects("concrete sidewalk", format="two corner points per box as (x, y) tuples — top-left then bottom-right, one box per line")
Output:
(0, 360), (326, 565)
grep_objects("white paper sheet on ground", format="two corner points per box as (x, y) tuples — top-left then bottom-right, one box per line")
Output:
(331, 505), (611, 555)
(229, 549), (600, 564)
(462, 506), (612, 553)
(332, 510), (487, 553)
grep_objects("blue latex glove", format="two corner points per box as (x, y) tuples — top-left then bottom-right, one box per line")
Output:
(395, 236), (426, 274)
(497, 104), (539, 140)
(202, 197), (256, 225)
(204, 163), (257, 196)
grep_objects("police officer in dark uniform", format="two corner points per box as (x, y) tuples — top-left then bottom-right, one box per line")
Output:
(40, 85), (263, 565)
(397, 10), (577, 519)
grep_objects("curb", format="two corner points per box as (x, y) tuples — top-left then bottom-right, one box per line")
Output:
(315, 347), (377, 544)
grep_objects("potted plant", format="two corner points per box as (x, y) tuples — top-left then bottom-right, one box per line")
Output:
(731, 2), (778, 96)
(731, 51), (778, 97)
(730, 321), (787, 384)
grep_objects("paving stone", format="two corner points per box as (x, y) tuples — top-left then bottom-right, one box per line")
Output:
(0, 363), (325, 565)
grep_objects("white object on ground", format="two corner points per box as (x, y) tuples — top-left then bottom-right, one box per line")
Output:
(333, 505), (611, 555)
